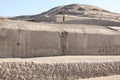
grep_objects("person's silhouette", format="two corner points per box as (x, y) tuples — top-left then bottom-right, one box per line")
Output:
(63, 15), (65, 21)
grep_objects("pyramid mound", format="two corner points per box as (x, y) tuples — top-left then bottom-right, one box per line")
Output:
(11, 4), (120, 22)
(41, 4), (108, 15)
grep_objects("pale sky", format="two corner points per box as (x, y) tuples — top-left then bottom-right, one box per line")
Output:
(0, 0), (120, 17)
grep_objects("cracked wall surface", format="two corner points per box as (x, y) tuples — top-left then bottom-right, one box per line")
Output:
(0, 28), (120, 58)
(0, 19), (120, 58)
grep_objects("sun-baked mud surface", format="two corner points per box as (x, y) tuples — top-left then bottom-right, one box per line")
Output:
(0, 56), (120, 80)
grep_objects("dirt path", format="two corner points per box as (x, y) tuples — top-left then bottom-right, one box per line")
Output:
(0, 56), (120, 63)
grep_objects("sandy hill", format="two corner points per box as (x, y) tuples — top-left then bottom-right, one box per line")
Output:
(10, 4), (120, 22)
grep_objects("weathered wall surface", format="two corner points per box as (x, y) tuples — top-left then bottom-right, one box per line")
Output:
(0, 28), (61, 58)
(65, 33), (120, 55)
(0, 22), (120, 58)
(34, 15), (81, 22)
(34, 15), (56, 22)
(56, 15), (81, 22)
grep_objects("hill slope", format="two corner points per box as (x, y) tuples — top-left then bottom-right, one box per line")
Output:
(10, 4), (120, 22)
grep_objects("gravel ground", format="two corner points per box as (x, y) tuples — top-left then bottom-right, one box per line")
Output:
(0, 56), (120, 80)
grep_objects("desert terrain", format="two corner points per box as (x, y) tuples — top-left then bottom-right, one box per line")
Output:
(0, 4), (120, 80)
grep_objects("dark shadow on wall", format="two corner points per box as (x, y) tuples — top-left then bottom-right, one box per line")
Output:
(60, 31), (68, 55)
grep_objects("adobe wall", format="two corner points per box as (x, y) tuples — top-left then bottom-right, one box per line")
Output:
(34, 15), (56, 22)
(65, 33), (120, 55)
(34, 15), (81, 22)
(0, 28), (61, 58)
(56, 15), (81, 22)
(0, 27), (120, 58)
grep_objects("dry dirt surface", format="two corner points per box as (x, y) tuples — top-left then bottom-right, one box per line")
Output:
(78, 75), (120, 80)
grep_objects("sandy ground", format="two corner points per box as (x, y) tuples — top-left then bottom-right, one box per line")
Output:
(0, 56), (120, 63)
(78, 75), (120, 80)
